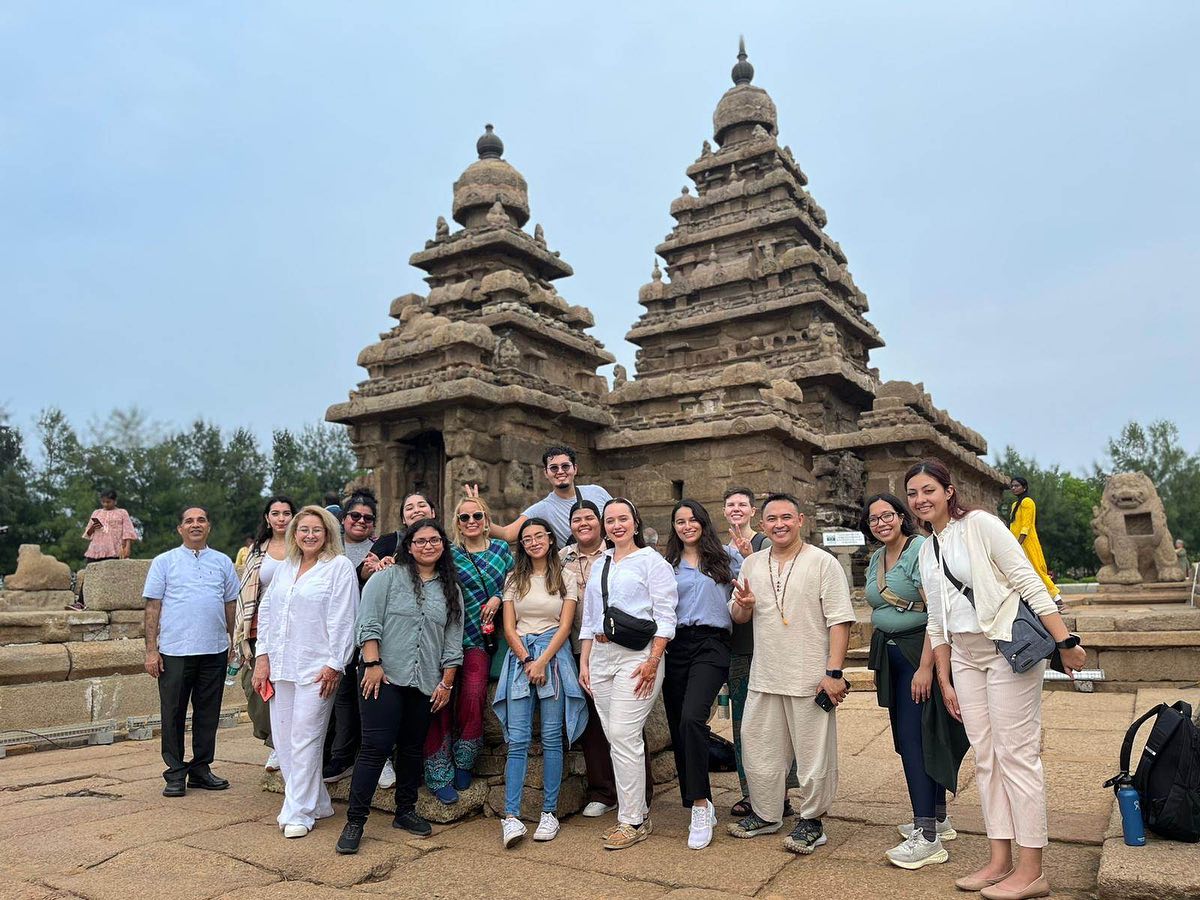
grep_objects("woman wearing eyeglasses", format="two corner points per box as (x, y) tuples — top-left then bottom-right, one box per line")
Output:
(336, 518), (463, 853)
(422, 494), (515, 804)
(861, 493), (969, 871)
(493, 517), (588, 847)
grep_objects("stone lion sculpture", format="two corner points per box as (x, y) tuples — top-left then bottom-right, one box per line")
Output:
(1092, 471), (1185, 585)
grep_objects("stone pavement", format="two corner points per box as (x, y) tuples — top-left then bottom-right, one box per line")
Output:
(1, 688), (1170, 900)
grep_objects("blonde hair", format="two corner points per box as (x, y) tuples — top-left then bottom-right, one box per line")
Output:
(451, 494), (493, 547)
(285, 505), (344, 563)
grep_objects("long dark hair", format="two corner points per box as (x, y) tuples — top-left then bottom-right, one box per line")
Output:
(903, 459), (975, 533)
(602, 498), (646, 549)
(665, 500), (733, 584)
(858, 493), (918, 543)
(398, 518), (461, 622)
(401, 491), (438, 526)
(509, 517), (569, 599)
(254, 494), (297, 546)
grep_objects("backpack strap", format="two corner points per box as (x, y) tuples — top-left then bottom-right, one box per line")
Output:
(931, 534), (975, 606)
(1119, 703), (1169, 776)
(751, 532), (768, 552)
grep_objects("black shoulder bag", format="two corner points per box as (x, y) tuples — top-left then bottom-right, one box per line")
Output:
(931, 533), (1057, 674)
(600, 557), (657, 651)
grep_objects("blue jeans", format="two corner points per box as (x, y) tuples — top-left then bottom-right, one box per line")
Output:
(887, 642), (946, 820)
(503, 671), (566, 817)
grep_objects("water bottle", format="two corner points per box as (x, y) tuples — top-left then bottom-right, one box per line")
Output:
(224, 660), (241, 687)
(1116, 785), (1146, 847)
(717, 684), (731, 720)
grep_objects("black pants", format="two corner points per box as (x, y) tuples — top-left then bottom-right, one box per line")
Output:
(158, 650), (226, 784)
(347, 674), (431, 824)
(662, 626), (731, 807)
(324, 648), (361, 768)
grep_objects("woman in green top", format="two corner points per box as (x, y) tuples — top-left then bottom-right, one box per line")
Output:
(862, 493), (969, 872)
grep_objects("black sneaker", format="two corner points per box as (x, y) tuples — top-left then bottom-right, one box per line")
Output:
(336, 822), (364, 855)
(782, 817), (828, 854)
(783, 798), (795, 818)
(727, 810), (782, 839)
(323, 760), (354, 784)
(392, 808), (432, 837)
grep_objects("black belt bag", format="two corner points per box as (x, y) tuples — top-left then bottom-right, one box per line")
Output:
(600, 557), (657, 651)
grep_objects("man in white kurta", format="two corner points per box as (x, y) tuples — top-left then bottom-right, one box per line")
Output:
(728, 494), (855, 854)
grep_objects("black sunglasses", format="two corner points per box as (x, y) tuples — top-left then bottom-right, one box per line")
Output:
(457, 511), (486, 523)
(345, 511), (375, 524)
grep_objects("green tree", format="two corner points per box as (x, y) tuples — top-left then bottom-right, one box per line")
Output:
(0, 408), (39, 575)
(270, 423), (360, 505)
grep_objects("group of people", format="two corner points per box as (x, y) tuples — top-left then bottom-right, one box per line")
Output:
(139, 446), (1087, 900)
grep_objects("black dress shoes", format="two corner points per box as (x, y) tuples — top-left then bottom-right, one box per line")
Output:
(336, 822), (364, 854)
(162, 781), (187, 798)
(187, 771), (230, 791)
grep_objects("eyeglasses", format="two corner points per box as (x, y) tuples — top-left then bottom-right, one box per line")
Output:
(546, 463), (574, 474)
(345, 512), (375, 524)
(867, 511), (898, 526)
(520, 533), (550, 547)
(457, 511), (486, 523)
(411, 537), (443, 548)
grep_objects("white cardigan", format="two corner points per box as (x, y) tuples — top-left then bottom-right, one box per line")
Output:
(920, 510), (1057, 648)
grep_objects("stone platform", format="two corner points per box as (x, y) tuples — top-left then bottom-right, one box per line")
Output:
(0, 689), (1145, 899)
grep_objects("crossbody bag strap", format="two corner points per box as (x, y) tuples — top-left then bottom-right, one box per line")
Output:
(601, 556), (612, 613)
(931, 534), (975, 606)
(464, 548), (498, 598)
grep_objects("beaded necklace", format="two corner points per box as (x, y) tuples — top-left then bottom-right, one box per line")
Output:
(767, 542), (804, 626)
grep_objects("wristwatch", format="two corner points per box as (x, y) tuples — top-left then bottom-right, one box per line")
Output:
(825, 669), (843, 679)
(362, 659), (382, 668)
(1055, 635), (1081, 650)
(522, 655), (535, 666)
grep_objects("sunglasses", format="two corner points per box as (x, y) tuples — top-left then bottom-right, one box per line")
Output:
(457, 511), (486, 523)
(345, 511), (375, 524)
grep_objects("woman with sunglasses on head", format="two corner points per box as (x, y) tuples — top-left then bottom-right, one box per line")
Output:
(234, 494), (296, 773)
(906, 460), (1086, 899)
(421, 494), (514, 804)
(861, 493), (969, 871)
(492, 518), (588, 848)
(663, 499), (738, 850)
(336, 519), (463, 853)
(579, 498), (678, 851)
(360, 491), (437, 580)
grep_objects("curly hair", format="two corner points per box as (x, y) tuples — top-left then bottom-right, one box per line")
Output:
(399, 518), (461, 622)
(664, 500), (733, 584)
(284, 505), (345, 562)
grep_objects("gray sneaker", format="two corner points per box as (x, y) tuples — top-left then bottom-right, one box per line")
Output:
(886, 830), (949, 870)
(727, 811), (782, 839)
(782, 817), (827, 854)
(897, 816), (957, 842)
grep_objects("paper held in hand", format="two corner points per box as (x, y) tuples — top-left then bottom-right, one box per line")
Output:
(821, 531), (866, 548)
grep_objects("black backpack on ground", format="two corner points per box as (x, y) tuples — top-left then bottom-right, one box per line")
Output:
(1105, 700), (1200, 843)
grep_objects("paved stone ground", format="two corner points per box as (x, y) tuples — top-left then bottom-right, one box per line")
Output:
(1, 689), (1147, 900)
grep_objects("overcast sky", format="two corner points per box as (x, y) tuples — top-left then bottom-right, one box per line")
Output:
(2, 2), (1196, 474)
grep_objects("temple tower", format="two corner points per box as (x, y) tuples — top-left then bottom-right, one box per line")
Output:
(327, 126), (613, 530)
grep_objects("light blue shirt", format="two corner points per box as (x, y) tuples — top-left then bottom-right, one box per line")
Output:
(673, 550), (740, 631)
(143, 545), (240, 656)
(523, 483), (612, 545)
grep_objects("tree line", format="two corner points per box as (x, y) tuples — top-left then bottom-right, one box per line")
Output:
(0, 406), (361, 574)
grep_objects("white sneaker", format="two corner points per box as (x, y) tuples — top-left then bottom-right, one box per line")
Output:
(886, 830), (949, 869)
(502, 816), (527, 848)
(533, 812), (560, 841)
(688, 801), (714, 850)
(378, 759), (397, 790)
(282, 823), (309, 839)
(582, 801), (617, 817)
(264, 750), (280, 772)
(897, 816), (957, 842)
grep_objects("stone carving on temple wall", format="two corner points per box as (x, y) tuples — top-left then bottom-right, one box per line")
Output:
(534, 223), (546, 247)
(435, 216), (450, 240)
(612, 364), (628, 387)
(502, 459), (535, 507)
(447, 454), (487, 491)
(493, 336), (522, 368)
(1093, 472), (1185, 585)
(811, 451), (866, 527)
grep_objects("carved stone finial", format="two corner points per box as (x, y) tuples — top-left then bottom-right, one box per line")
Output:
(612, 364), (629, 387)
(651, 260), (662, 282)
(534, 223), (546, 246)
(477, 123), (504, 160)
(728, 163), (741, 182)
(732, 36), (754, 86)
(681, 185), (690, 195)
(702, 139), (712, 156)
(708, 246), (718, 264)
(435, 215), (449, 239)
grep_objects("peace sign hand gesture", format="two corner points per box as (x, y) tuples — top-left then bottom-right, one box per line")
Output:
(732, 578), (756, 613)
(729, 529), (754, 559)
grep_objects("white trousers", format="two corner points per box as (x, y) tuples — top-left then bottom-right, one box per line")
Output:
(951, 630), (1048, 848)
(269, 680), (336, 830)
(589, 639), (665, 826)
(742, 690), (839, 822)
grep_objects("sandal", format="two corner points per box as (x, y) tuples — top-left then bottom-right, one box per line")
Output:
(731, 797), (752, 817)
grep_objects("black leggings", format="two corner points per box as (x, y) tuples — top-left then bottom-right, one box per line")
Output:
(346, 674), (431, 824)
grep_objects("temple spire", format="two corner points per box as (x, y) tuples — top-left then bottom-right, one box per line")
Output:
(731, 36), (754, 86)
(476, 123), (504, 160)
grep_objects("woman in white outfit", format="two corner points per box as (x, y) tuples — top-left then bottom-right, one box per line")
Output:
(579, 498), (677, 851)
(905, 460), (1086, 900)
(252, 505), (359, 839)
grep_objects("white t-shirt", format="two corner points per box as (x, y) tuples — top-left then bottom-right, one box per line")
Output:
(503, 570), (579, 637)
(523, 484), (613, 545)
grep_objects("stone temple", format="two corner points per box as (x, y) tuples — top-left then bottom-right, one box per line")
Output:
(327, 42), (1005, 535)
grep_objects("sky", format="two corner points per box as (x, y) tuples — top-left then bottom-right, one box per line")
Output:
(1, 2), (1196, 474)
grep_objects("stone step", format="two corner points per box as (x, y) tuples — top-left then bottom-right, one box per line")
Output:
(1078, 630), (1200, 649)
(1066, 608), (1200, 633)
(0, 590), (78, 612)
(0, 610), (110, 644)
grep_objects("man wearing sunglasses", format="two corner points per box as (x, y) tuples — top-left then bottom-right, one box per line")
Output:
(485, 446), (613, 546)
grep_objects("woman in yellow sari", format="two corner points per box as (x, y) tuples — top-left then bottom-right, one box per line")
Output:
(1008, 478), (1061, 606)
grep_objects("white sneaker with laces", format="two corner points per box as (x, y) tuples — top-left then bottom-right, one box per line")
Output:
(533, 812), (560, 841)
(502, 816), (527, 848)
(264, 749), (280, 772)
(896, 816), (956, 841)
(688, 801), (714, 850)
(378, 759), (397, 789)
(582, 801), (616, 817)
(886, 830), (949, 869)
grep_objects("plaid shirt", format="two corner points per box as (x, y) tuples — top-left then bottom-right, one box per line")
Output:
(451, 540), (514, 649)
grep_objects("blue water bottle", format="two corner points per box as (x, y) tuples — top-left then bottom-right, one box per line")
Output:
(1116, 785), (1146, 847)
